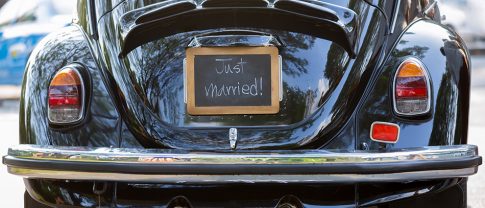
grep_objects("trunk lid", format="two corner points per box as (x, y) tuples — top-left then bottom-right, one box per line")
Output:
(95, 0), (389, 150)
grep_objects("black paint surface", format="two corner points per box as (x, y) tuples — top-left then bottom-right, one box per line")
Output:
(194, 54), (272, 107)
(19, 0), (475, 207)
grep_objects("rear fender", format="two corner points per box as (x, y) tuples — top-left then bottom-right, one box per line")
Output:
(19, 26), (123, 147)
(356, 19), (470, 150)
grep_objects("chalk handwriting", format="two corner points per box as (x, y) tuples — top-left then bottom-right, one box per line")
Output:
(204, 77), (264, 98)
(214, 58), (248, 74)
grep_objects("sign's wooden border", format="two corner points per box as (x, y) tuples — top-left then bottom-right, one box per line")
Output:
(186, 47), (280, 115)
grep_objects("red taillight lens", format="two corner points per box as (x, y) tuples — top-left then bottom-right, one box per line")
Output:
(393, 58), (430, 115)
(370, 122), (400, 143)
(48, 67), (84, 124)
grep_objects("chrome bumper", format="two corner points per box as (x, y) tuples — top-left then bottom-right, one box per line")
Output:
(3, 145), (481, 183)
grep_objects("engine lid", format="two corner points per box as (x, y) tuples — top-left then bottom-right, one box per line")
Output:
(94, 0), (389, 150)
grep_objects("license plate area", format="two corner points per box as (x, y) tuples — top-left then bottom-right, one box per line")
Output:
(185, 47), (280, 115)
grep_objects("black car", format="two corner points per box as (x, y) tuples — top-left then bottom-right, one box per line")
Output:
(2, 0), (482, 207)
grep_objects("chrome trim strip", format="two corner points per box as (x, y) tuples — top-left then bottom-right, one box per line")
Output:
(4, 145), (480, 183)
(6, 167), (478, 183)
(6, 145), (477, 165)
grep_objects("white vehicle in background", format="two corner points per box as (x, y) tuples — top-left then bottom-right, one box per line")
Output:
(0, 0), (76, 85)
(440, 0), (485, 51)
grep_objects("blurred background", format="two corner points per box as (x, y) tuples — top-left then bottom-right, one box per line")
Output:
(0, 0), (484, 207)
(0, 0), (75, 85)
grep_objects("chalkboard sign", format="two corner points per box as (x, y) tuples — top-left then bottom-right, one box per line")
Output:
(186, 47), (280, 115)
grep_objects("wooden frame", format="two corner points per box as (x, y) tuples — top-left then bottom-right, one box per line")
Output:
(185, 46), (280, 115)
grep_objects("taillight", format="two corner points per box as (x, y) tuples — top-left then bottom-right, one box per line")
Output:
(48, 66), (85, 124)
(393, 58), (431, 116)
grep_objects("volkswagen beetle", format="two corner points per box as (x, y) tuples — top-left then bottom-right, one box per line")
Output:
(2, 0), (482, 207)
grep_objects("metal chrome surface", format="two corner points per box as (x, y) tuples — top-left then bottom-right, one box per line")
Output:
(4, 145), (480, 183)
(229, 127), (237, 149)
(5, 144), (477, 164)
(7, 167), (478, 183)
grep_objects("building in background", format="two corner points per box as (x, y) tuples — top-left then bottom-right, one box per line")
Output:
(0, 0), (76, 85)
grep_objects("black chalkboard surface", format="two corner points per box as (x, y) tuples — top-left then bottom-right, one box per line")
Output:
(186, 47), (280, 115)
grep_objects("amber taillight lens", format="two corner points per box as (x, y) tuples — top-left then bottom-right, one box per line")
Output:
(48, 67), (84, 124)
(393, 58), (431, 116)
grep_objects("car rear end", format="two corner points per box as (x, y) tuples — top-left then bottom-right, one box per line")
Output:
(2, 0), (481, 207)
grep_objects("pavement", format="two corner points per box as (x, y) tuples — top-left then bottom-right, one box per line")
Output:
(0, 56), (485, 207)
(0, 99), (24, 207)
(467, 56), (485, 208)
